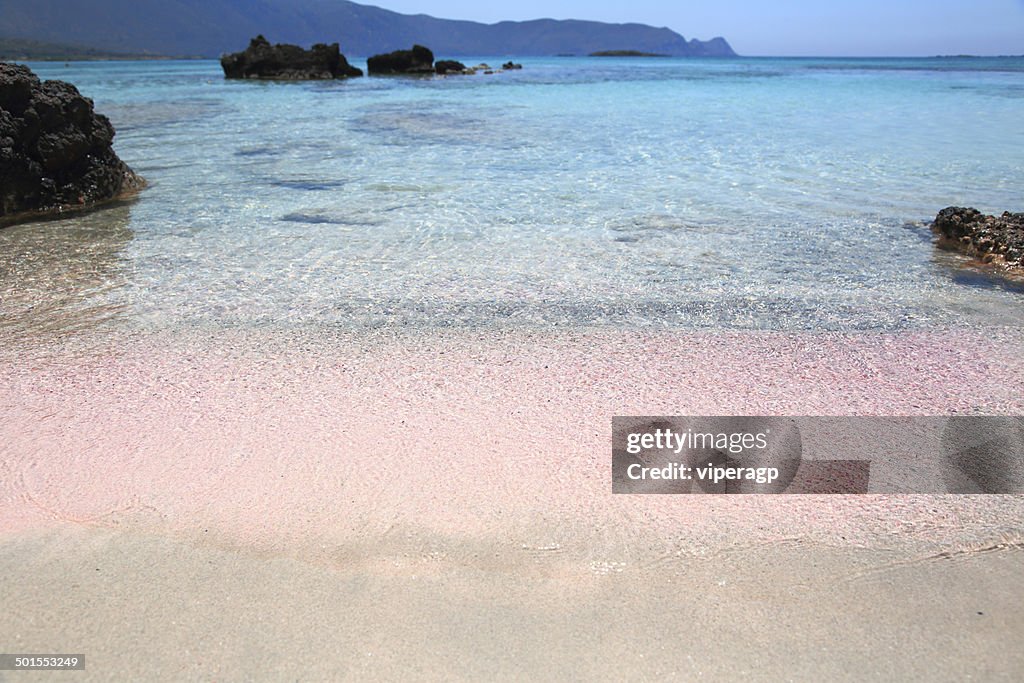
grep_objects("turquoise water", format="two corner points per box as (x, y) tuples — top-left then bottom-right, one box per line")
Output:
(3, 56), (1024, 332)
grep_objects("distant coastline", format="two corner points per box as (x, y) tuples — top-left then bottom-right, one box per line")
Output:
(930, 54), (1024, 59)
(0, 37), (195, 61)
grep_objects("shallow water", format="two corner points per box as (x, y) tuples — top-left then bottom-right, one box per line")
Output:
(2, 56), (1023, 333)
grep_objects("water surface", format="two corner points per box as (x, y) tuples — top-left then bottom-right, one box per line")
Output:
(2, 56), (1023, 333)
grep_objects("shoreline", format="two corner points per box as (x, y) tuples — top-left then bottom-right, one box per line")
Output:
(0, 175), (147, 230)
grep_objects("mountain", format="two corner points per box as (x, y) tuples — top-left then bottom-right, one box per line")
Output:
(0, 0), (735, 58)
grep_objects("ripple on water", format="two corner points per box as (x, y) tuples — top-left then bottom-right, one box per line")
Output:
(269, 178), (350, 191)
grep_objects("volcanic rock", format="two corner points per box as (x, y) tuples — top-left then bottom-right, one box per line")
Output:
(220, 35), (362, 80)
(933, 207), (1024, 270)
(1, 62), (143, 226)
(367, 45), (434, 75)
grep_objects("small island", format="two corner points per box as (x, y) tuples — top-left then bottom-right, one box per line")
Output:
(221, 36), (362, 80)
(366, 45), (435, 75)
(589, 50), (668, 57)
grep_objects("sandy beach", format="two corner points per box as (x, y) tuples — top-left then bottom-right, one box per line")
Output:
(2, 326), (1023, 679)
(3, 10), (1024, 678)
(2, 524), (1021, 681)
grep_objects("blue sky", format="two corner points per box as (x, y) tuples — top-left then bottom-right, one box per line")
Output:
(370, 1), (1024, 56)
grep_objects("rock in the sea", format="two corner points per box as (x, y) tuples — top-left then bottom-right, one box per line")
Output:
(435, 60), (468, 75)
(1, 62), (144, 226)
(366, 45), (434, 75)
(933, 206), (1024, 270)
(220, 35), (363, 80)
(502, 61), (523, 70)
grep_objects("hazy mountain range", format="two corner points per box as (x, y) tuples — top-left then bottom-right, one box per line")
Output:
(0, 0), (735, 59)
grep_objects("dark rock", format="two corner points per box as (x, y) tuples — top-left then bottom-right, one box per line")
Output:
(1, 62), (144, 227)
(220, 35), (362, 80)
(933, 206), (1024, 270)
(502, 61), (523, 70)
(435, 60), (467, 75)
(367, 45), (434, 75)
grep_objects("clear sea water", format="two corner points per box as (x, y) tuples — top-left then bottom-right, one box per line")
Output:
(2, 56), (1023, 334)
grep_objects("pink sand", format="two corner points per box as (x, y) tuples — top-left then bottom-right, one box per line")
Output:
(2, 327), (1023, 557)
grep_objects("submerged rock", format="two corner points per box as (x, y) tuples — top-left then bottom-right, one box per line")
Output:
(0, 62), (144, 227)
(220, 35), (363, 80)
(933, 207), (1024, 270)
(367, 45), (434, 75)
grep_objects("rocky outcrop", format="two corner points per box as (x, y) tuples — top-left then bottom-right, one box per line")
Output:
(933, 207), (1023, 270)
(367, 45), (434, 75)
(435, 60), (467, 75)
(220, 35), (362, 80)
(1, 62), (143, 227)
(502, 61), (523, 70)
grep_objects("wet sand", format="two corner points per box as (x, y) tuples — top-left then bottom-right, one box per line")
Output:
(2, 525), (1022, 681)
(1, 327), (1023, 679)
